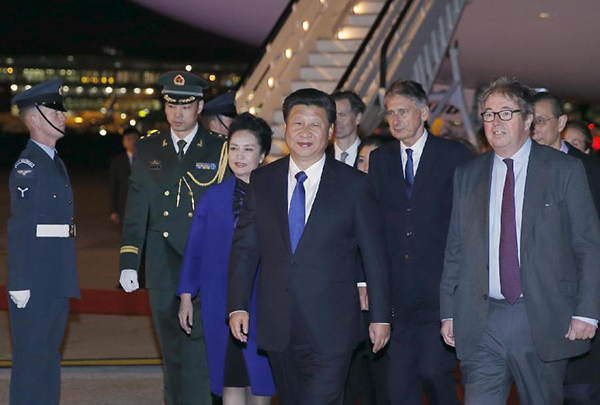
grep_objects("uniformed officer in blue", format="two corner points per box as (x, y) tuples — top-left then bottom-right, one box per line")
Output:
(7, 79), (80, 405)
(119, 71), (229, 405)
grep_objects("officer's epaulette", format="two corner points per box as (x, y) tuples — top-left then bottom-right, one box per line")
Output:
(138, 129), (161, 143)
(207, 129), (228, 140)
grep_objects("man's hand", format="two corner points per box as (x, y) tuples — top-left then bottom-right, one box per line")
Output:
(119, 270), (139, 293)
(110, 213), (120, 224)
(9, 290), (31, 309)
(369, 323), (391, 353)
(229, 311), (249, 343)
(358, 286), (369, 311)
(178, 293), (193, 334)
(441, 319), (455, 347)
(565, 318), (597, 341)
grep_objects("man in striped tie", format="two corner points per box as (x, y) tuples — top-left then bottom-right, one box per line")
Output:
(440, 77), (600, 405)
(228, 88), (391, 405)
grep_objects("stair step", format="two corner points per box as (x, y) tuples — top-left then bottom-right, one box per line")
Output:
(335, 26), (370, 40)
(316, 39), (362, 53)
(308, 52), (354, 67)
(300, 66), (346, 81)
(352, 1), (385, 15)
(291, 80), (338, 94)
(347, 14), (378, 27)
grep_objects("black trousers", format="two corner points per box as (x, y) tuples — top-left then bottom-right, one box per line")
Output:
(343, 311), (388, 405)
(387, 320), (459, 405)
(9, 293), (70, 405)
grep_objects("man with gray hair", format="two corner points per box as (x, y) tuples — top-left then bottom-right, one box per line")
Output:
(440, 76), (600, 404)
(367, 79), (471, 404)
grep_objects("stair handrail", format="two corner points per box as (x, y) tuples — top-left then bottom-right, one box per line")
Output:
(334, 0), (396, 92)
(236, 0), (298, 92)
(379, 0), (417, 89)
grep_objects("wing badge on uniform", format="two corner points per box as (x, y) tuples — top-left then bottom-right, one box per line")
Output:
(149, 160), (162, 170)
(16, 169), (34, 178)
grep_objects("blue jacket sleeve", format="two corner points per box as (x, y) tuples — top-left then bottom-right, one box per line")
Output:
(177, 192), (210, 297)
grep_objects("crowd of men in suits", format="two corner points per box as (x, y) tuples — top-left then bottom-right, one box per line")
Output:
(6, 71), (600, 405)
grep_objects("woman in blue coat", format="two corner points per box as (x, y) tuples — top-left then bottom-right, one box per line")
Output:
(177, 113), (275, 404)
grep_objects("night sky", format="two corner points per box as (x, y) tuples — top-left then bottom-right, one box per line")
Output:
(0, 0), (258, 62)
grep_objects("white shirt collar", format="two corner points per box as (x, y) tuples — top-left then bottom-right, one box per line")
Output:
(559, 140), (569, 154)
(170, 124), (198, 154)
(334, 137), (361, 164)
(400, 129), (428, 155)
(289, 153), (326, 182)
(493, 137), (532, 167)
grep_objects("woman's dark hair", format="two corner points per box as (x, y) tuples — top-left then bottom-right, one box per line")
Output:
(227, 112), (273, 156)
(358, 135), (393, 154)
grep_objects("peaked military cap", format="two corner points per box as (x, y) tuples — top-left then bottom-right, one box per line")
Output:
(157, 71), (210, 105)
(203, 91), (237, 118)
(11, 79), (66, 112)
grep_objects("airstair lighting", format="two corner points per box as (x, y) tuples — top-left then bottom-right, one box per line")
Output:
(267, 77), (275, 88)
(302, 20), (310, 31)
(285, 48), (293, 59)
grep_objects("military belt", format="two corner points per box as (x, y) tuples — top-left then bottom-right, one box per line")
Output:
(36, 224), (76, 238)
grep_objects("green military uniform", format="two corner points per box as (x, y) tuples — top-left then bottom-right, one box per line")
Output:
(119, 71), (230, 405)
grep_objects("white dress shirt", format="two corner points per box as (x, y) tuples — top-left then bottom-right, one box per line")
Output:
(400, 130), (428, 177)
(488, 138), (596, 327)
(334, 137), (361, 166)
(288, 154), (326, 222)
(170, 124), (198, 155)
(31, 140), (56, 160)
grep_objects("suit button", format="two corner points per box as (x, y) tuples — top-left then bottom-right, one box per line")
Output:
(163, 232), (169, 238)
(65, 184), (69, 188)
(163, 211), (169, 217)
(405, 255), (410, 260)
(164, 190), (170, 196)
(483, 294), (488, 300)
(188, 212), (193, 218)
(406, 231), (413, 237)
(53, 194), (57, 199)
(68, 200), (72, 204)
(406, 207), (412, 212)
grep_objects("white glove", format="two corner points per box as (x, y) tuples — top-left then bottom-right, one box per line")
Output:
(120, 270), (139, 293)
(9, 290), (31, 309)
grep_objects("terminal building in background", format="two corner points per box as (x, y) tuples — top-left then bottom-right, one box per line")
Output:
(0, 54), (246, 136)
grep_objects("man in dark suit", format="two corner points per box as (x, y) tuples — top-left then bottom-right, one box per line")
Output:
(227, 88), (391, 405)
(109, 128), (139, 226)
(440, 77), (600, 404)
(367, 80), (471, 405)
(118, 71), (230, 405)
(7, 79), (80, 405)
(532, 91), (600, 404)
(325, 90), (365, 167)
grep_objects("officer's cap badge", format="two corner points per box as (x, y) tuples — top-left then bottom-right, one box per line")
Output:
(174, 75), (185, 86)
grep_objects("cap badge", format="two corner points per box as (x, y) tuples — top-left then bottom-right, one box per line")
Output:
(174, 74), (185, 86)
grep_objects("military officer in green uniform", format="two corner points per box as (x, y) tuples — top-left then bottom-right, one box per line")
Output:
(119, 71), (230, 405)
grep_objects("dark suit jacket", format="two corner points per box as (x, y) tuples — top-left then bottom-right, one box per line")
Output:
(565, 141), (600, 383)
(368, 135), (471, 324)
(441, 141), (600, 362)
(227, 155), (391, 355)
(109, 152), (131, 220)
(7, 140), (80, 298)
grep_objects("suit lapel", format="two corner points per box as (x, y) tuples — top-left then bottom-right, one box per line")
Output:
(295, 156), (337, 254)
(154, 131), (179, 185)
(274, 156), (293, 254)
(520, 143), (550, 251)
(472, 152), (494, 263)
(385, 142), (408, 205)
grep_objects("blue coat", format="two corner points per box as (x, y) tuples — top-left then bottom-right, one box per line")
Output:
(177, 177), (275, 397)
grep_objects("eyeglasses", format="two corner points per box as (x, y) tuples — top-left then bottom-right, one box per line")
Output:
(533, 116), (557, 127)
(481, 109), (521, 122)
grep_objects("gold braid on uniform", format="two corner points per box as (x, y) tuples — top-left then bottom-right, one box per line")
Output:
(182, 176), (195, 211)
(186, 142), (229, 187)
